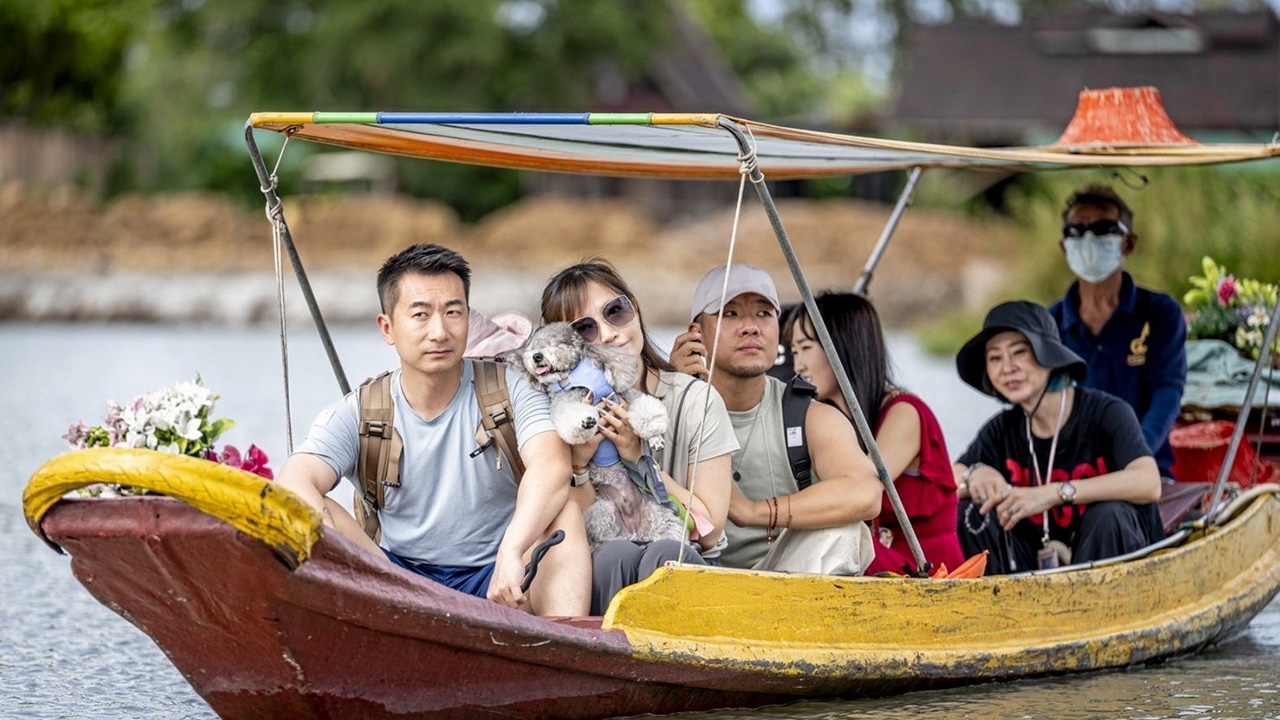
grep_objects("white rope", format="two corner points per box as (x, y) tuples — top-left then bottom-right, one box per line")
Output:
(676, 129), (757, 566)
(264, 134), (295, 453)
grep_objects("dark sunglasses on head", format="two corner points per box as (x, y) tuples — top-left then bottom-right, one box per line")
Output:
(570, 295), (636, 342)
(1063, 219), (1128, 238)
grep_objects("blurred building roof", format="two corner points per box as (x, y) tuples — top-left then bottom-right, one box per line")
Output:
(888, 9), (1280, 143)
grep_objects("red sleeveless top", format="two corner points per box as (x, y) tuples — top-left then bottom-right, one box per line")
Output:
(864, 393), (965, 575)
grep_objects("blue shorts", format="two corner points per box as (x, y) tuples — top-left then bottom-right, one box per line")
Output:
(383, 549), (495, 598)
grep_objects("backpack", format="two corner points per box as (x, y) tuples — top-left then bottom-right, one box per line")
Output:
(352, 359), (524, 542)
(781, 374), (818, 490)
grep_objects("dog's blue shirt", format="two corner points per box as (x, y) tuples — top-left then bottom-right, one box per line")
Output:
(552, 359), (621, 467)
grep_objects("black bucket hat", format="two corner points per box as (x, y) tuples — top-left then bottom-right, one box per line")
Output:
(956, 300), (1086, 397)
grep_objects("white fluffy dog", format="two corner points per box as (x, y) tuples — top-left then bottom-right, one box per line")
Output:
(508, 322), (687, 547)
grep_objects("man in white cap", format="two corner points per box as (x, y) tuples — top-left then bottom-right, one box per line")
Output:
(670, 264), (882, 573)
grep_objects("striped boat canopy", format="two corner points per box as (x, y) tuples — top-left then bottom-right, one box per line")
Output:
(248, 112), (1280, 181)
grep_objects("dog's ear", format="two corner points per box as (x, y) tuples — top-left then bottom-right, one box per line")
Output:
(501, 332), (536, 373)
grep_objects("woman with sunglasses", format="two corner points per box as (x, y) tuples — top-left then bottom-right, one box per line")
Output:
(786, 292), (965, 576)
(542, 260), (737, 615)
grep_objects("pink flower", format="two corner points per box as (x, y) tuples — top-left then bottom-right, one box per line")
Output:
(244, 445), (274, 479)
(1216, 275), (1237, 306)
(204, 444), (274, 479)
(63, 421), (90, 448)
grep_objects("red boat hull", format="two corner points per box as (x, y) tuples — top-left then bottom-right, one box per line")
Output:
(44, 497), (801, 719)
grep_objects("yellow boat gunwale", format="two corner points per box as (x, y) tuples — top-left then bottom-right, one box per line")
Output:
(604, 492), (1280, 680)
(21, 447), (1280, 687)
(23, 448), (322, 567)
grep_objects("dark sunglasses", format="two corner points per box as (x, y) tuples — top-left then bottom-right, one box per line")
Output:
(570, 295), (636, 342)
(1063, 219), (1128, 238)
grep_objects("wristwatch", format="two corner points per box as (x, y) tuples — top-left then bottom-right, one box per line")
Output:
(1058, 481), (1077, 505)
(571, 465), (590, 488)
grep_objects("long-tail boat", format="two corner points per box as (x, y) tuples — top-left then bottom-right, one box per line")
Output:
(24, 87), (1280, 719)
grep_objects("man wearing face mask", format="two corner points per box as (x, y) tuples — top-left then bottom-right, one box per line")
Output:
(1048, 185), (1187, 481)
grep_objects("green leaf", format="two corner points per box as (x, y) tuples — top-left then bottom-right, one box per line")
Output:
(1201, 256), (1218, 280)
(207, 418), (234, 442)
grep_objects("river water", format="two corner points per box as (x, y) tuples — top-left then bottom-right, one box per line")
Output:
(2, 323), (1277, 719)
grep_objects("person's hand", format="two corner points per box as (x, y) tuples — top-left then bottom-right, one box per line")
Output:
(726, 483), (764, 527)
(487, 546), (528, 611)
(597, 397), (643, 464)
(671, 323), (709, 380)
(570, 428), (605, 471)
(966, 465), (1012, 516)
(993, 485), (1060, 531)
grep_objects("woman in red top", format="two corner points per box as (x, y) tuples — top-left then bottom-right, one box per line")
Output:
(787, 292), (964, 575)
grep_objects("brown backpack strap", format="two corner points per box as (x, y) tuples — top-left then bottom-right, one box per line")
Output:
(356, 371), (402, 541)
(472, 360), (525, 482)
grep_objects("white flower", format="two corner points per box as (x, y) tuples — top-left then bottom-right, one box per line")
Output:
(181, 417), (203, 441)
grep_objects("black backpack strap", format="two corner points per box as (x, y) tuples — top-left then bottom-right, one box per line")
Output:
(782, 374), (817, 490)
(472, 359), (526, 482)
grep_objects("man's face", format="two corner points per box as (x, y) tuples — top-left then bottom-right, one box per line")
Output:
(377, 271), (469, 377)
(695, 293), (779, 380)
(1062, 202), (1136, 257)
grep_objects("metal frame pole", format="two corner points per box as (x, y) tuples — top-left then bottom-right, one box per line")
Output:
(244, 120), (351, 397)
(1205, 297), (1280, 525)
(853, 166), (923, 296)
(716, 118), (930, 574)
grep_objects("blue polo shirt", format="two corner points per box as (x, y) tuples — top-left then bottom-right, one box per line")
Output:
(1050, 272), (1187, 477)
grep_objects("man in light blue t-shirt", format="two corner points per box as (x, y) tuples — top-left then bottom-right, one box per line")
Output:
(277, 244), (589, 615)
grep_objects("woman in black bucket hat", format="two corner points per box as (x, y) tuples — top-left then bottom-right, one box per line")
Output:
(952, 301), (1163, 575)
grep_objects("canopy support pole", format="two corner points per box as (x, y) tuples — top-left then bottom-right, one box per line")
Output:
(853, 166), (923, 296)
(1205, 297), (1280, 525)
(244, 122), (351, 398)
(716, 118), (930, 576)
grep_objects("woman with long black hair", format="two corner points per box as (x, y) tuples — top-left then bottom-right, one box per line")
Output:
(787, 292), (964, 575)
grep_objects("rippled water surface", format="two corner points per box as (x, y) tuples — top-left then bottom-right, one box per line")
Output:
(2, 323), (1277, 719)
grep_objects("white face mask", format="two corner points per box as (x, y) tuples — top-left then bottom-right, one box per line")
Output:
(1063, 233), (1123, 283)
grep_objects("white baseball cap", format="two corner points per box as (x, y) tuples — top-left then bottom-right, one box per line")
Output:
(689, 264), (780, 321)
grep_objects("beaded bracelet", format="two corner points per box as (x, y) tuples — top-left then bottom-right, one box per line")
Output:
(766, 496), (778, 541)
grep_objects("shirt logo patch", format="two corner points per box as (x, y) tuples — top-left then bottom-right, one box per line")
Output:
(1127, 322), (1150, 367)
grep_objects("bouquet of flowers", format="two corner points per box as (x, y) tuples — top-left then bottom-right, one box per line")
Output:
(63, 377), (272, 496)
(1184, 257), (1279, 362)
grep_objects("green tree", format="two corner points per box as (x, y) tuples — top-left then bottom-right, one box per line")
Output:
(121, 0), (673, 216)
(687, 1), (826, 119)
(0, 0), (154, 131)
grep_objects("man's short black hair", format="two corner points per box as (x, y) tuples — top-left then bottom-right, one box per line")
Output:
(1062, 184), (1134, 231)
(376, 243), (471, 314)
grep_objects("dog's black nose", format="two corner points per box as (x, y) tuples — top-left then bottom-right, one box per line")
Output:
(532, 352), (544, 364)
